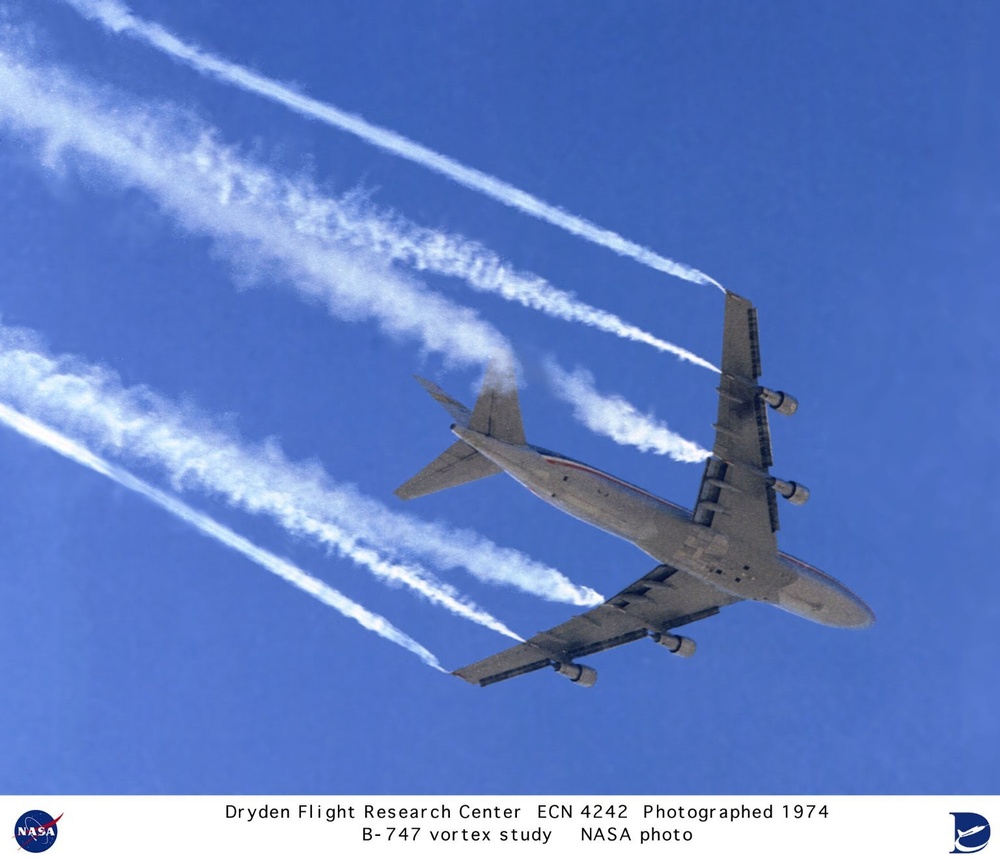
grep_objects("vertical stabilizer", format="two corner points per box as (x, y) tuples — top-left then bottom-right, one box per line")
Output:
(469, 363), (526, 445)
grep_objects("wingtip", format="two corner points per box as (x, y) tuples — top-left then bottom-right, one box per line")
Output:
(451, 667), (481, 686)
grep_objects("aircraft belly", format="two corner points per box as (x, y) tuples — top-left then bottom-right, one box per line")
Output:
(457, 433), (691, 548)
(523, 469), (669, 543)
(646, 529), (793, 603)
(506, 450), (792, 605)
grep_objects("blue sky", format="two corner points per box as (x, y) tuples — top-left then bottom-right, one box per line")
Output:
(1, 0), (997, 795)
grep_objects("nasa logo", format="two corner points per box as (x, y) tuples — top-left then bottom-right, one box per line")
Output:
(13, 810), (62, 854)
(951, 812), (990, 854)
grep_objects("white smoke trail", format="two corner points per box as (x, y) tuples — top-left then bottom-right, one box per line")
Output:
(61, 0), (723, 290)
(0, 328), (601, 608)
(0, 340), (527, 638)
(0, 38), (715, 371)
(545, 359), (711, 463)
(272, 193), (719, 371)
(0, 400), (446, 671)
(0, 48), (511, 369)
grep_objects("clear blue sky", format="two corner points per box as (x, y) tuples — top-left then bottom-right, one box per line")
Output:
(1, 0), (997, 795)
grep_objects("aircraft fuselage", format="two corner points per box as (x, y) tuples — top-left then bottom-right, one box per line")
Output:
(452, 424), (873, 629)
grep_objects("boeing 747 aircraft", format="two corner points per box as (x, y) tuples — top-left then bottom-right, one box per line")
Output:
(396, 291), (873, 687)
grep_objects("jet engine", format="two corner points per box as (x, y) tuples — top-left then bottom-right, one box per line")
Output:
(651, 632), (697, 657)
(553, 661), (598, 687)
(772, 478), (810, 505)
(760, 387), (798, 415)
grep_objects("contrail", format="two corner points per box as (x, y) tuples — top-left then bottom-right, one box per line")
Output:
(0, 49), (598, 607)
(0, 47), (511, 369)
(0, 400), (446, 671)
(0, 337), (527, 638)
(0, 40), (715, 371)
(0, 327), (601, 608)
(544, 359), (711, 463)
(61, 0), (723, 290)
(259, 190), (719, 370)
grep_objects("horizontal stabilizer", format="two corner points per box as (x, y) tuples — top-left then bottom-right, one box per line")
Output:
(394, 440), (501, 500)
(414, 377), (472, 426)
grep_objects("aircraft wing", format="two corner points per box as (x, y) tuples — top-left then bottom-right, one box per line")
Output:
(453, 564), (740, 687)
(691, 291), (781, 549)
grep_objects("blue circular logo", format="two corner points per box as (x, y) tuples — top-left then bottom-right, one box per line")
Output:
(13, 810), (61, 853)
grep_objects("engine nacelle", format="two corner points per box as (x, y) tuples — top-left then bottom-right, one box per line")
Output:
(760, 387), (798, 416)
(651, 632), (697, 657)
(772, 478), (810, 505)
(553, 661), (598, 687)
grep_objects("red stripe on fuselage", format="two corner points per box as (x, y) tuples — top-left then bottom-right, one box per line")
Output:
(542, 456), (690, 515)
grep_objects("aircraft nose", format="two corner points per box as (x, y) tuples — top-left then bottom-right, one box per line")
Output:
(826, 587), (875, 629)
(845, 597), (876, 629)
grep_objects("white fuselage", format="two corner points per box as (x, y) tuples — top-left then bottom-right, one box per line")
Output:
(453, 426), (873, 629)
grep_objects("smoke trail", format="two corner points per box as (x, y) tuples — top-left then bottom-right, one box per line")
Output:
(545, 359), (711, 463)
(0, 338), (525, 639)
(61, 0), (723, 290)
(0, 38), (714, 370)
(0, 401), (446, 671)
(0, 49), (598, 607)
(267, 191), (719, 371)
(0, 328), (601, 608)
(0, 48), (511, 370)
